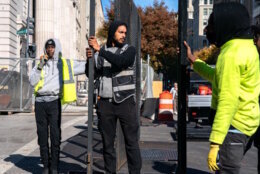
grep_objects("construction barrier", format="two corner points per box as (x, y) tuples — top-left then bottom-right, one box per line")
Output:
(158, 91), (173, 121)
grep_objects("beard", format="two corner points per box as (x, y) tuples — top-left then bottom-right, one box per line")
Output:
(113, 38), (125, 48)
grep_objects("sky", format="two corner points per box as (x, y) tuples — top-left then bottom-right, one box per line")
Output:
(101, 0), (178, 18)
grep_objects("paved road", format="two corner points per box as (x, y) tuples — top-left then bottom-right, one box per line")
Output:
(0, 112), (258, 174)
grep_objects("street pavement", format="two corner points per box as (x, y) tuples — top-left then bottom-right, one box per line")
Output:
(0, 106), (258, 174)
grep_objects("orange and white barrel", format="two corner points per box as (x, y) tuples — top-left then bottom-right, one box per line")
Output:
(158, 91), (173, 121)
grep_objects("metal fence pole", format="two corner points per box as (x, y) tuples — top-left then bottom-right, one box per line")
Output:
(87, 0), (95, 173)
(177, 0), (188, 173)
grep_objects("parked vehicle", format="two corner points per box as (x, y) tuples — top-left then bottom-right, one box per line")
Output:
(187, 67), (213, 127)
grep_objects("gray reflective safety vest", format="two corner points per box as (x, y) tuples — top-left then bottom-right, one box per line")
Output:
(100, 44), (136, 103)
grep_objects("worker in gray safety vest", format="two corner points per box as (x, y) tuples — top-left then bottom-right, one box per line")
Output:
(86, 20), (142, 174)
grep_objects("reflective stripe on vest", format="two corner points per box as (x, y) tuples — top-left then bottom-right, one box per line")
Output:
(114, 70), (134, 77)
(113, 84), (135, 92)
(34, 58), (77, 105)
(61, 58), (77, 104)
(34, 70), (44, 95)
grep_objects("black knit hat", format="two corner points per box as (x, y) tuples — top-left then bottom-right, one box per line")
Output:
(45, 39), (56, 49)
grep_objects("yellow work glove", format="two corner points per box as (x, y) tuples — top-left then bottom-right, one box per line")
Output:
(208, 144), (220, 172)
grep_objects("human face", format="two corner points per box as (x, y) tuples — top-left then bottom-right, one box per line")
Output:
(113, 25), (127, 45)
(204, 13), (216, 45)
(174, 83), (178, 90)
(46, 45), (55, 58)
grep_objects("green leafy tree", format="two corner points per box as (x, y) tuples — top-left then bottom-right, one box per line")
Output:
(194, 45), (220, 64)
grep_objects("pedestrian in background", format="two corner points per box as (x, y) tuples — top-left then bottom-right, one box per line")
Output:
(86, 20), (142, 174)
(184, 3), (260, 174)
(170, 82), (178, 115)
(29, 38), (86, 174)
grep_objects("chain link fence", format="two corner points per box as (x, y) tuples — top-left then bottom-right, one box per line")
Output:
(0, 57), (88, 113)
(0, 58), (33, 112)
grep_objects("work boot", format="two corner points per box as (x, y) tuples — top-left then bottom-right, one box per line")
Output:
(42, 167), (49, 174)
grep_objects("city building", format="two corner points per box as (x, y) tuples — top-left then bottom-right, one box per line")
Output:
(35, 0), (104, 60)
(0, 0), (32, 61)
(192, 0), (213, 50)
(0, 0), (104, 61)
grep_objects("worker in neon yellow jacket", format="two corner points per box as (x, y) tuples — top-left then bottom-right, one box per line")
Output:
(184, 2), (260, 174)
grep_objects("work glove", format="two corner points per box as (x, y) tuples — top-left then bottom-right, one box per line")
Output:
(38, 54), (48, 70)
(208, 144), (220, 172)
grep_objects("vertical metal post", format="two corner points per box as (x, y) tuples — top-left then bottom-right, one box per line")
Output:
(87, 0), (95, 173)
(20, 0), (31, 111)
(26, 0), (30, 59)
(177, 0), (187, 173)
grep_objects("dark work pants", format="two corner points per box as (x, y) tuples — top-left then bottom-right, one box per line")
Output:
(218, 132), (250, 174)
(35, 99), (61, 170)
(245, 127), (260, 173)
(97, 97), (142, 174)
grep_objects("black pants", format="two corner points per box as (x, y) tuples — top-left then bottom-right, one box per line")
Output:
(97, 97), (142, 174)
(217, 132), (250, 174)
(35, 99), (61, 170)
(245, 127), (260, 173)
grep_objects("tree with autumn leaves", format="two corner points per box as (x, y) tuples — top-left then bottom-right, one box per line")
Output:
(97, 0), (179, 80)
(97, 0), (219, 81)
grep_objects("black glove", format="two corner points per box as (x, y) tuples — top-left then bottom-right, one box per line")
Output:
(37, 55), (48, 70)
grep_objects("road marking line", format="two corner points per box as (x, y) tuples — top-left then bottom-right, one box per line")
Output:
(0, 116), (87, 174)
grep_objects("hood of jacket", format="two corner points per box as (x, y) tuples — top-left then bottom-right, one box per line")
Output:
(213, 2), (252, 48)
(43, 38), (62, 60)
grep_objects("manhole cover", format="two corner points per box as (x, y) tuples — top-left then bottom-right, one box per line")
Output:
(141, 149), (177, 161)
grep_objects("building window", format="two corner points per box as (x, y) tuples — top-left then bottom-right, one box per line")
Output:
(204, 0), (207, 4)
(203, 20), (207, 26)
(203, 39), (208, 47)
(209, 0), (213, 4)
(203, 8), (208, 16)
(208, 8), (212, 15)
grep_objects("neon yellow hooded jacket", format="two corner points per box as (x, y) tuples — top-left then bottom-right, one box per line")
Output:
(193, 39), (260, 144)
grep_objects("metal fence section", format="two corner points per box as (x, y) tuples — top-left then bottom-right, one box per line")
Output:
(0, 57), (88, 113)
(0, 57), (33, 112)
(114, 0), (142, 170)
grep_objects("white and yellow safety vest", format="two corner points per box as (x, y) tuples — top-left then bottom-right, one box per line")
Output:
(34, 57), (77, 104)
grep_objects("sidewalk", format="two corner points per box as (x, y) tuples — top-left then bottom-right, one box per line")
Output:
(0, 112), (257, 174)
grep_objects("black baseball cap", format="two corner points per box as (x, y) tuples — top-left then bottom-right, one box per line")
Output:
(45, 39), (56, 49)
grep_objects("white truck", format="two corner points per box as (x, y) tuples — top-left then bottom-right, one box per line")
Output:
(187, 68), (212, 127)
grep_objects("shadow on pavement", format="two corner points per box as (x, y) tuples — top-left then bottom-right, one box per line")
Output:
(60, 126), (105, 173)
(4, 154), (84, 174)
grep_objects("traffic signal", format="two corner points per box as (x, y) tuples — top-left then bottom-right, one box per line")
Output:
(28, 44), (36, 58)
(27, 17), (34, 35)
